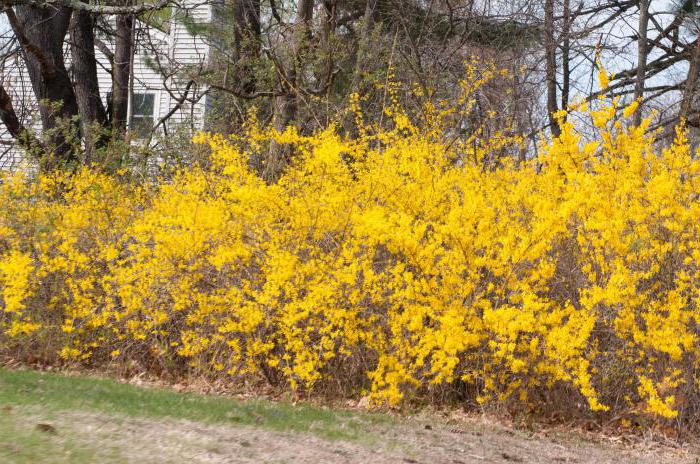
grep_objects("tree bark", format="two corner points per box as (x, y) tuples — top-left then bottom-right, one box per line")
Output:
(352, 0), (376, 92)
(544, 0), (560, 137)
(342, 0), (376, 135)
(112, 8), (133, 134)
(632, 0), (649, 127)
(321, 0), (337, 97)
(560, 0), (570, 114)
(680, 37), (700, 125)
(265, 0), (314, 182)
(9, 6), (80, 168)
(232, 0), (261, 96)
(70, 10), (108, 159)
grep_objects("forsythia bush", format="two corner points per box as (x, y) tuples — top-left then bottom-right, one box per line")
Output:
(1, 67), (700, 428)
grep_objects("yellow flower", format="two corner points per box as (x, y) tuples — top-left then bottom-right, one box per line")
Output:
(623, 100), (639, 119)
(0, 60), (698, 425)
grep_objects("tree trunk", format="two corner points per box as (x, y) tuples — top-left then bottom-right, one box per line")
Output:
(232, 0), (261, 96)
(544, 0), (560, 137)
(321, 0), (337, 98)
(70, 10), (108, 160)
(205, 0), (262, 134)
(112, 10), (133, 134)
(342, 0), (376, 135)
(9, 6), (80, 169)
(680, 37), (700, 125)
(352, 0), (376, 90)
(265, 0), (314, 182)
(632, 0), (649, 127)
(560, 0), (570, 114)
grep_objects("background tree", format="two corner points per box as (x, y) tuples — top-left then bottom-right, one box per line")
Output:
(5, 0), (700, 172)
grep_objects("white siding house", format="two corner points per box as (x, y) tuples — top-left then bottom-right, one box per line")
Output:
(0, 1), (212, 169)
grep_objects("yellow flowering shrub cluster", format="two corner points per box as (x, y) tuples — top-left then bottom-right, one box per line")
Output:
(1, 68), (700, 427)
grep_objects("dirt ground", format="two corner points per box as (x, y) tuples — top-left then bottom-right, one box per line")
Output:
(13, 409), (698, 464)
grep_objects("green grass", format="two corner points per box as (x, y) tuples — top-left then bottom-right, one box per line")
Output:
(0, 367), (390, 442)
(0, 410), (104, 463)
(0, 368), (691, 464)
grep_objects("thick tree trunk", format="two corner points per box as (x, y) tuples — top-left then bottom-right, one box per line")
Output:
(70, 10), (108, 159)
(112, 11), (133, 134)
(9, 6), (80, 169)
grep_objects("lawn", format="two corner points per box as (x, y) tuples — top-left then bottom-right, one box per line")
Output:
(0, 368), (695, 464)
(0, 368), (391, 463)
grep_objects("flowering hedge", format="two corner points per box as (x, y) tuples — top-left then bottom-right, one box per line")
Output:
(2, 70), (700, 428)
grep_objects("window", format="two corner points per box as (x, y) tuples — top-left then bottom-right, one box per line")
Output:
(130, 93), (155, 138)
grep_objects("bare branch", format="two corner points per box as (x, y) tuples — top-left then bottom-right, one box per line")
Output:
(2, 0), (171, 15)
